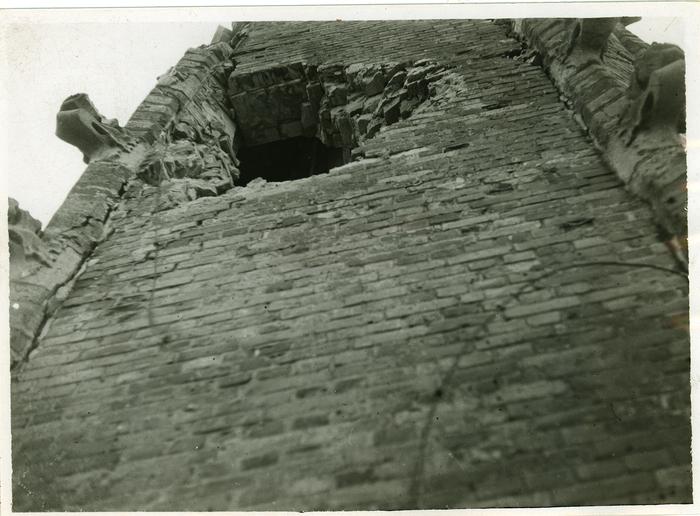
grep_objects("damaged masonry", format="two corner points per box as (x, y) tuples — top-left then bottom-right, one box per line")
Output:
(10, 19), (689, 510)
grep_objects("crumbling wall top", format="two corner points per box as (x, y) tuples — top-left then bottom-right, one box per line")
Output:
(511, 18), (686, 264)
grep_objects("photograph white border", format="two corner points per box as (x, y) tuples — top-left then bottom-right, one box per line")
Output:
(1, 2), (697, 515)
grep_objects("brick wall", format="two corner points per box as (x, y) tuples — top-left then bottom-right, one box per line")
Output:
(11, 20), (690, 510)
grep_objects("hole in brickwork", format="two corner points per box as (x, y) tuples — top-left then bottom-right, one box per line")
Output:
(236, 136), (345, 186)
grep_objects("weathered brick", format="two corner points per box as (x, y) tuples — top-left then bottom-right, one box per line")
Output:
(504, 296), (580, 319)
(292, 414), (330, 430)
(11, 19), (689, 512)
(241, 452), (279, 470)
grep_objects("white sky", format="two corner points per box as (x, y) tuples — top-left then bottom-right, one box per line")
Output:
(0, 14), (687, 226)
(1, 21), (220, 225)
(0, 7), (698, 512)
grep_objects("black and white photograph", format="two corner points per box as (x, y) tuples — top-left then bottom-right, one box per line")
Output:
(2, 2), (696, 512)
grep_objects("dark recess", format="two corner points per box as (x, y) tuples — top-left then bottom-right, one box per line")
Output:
(236, 136), (345, 186)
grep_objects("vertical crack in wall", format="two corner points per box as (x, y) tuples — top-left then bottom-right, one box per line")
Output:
(146, 187), (163, 329)
(9, 19), (686, 509)
(406, 259), (686, 507)
(9, 27), (249, 368)
(12, 174), (136, 371)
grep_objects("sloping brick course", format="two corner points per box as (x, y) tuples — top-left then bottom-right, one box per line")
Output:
(11, 20), (690, 510)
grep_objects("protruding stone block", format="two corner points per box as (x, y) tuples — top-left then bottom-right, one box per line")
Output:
(56, 93), (135, 163)
(211, 25), (234, 44)
(566, 18), (619, 61)
(8, 198), (52, 276)
(621, 43), (685, 143)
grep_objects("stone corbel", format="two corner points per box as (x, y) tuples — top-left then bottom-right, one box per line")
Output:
(56, 93), (136, 163)
(565, 18), (620, 62)
(620, 43), (685, 145)
(512, 19), (689, 267)
(8, 198), (53, 277)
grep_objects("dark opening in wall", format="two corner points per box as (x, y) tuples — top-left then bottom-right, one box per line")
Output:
(236, 136), (345, 186)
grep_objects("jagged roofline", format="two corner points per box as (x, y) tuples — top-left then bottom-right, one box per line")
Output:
(8, 19), (686, 369)
(9, 19), (691, 510)
(8, 24), (243, 368)
(46, 19), (687, 244)
(50, 19), (687, 246)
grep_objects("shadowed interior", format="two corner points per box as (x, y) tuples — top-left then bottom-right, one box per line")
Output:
(236, 136), (345, 186)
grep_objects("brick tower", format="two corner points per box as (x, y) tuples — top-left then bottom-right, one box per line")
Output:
(9, 19), (690, 510)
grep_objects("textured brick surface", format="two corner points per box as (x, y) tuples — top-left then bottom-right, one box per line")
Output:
(512, 19), (686, 249)
(11, 20), (690, 510)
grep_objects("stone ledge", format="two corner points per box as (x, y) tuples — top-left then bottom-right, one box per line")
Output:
(9, 25), (251, 369)
(511, 18), (687, 264)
